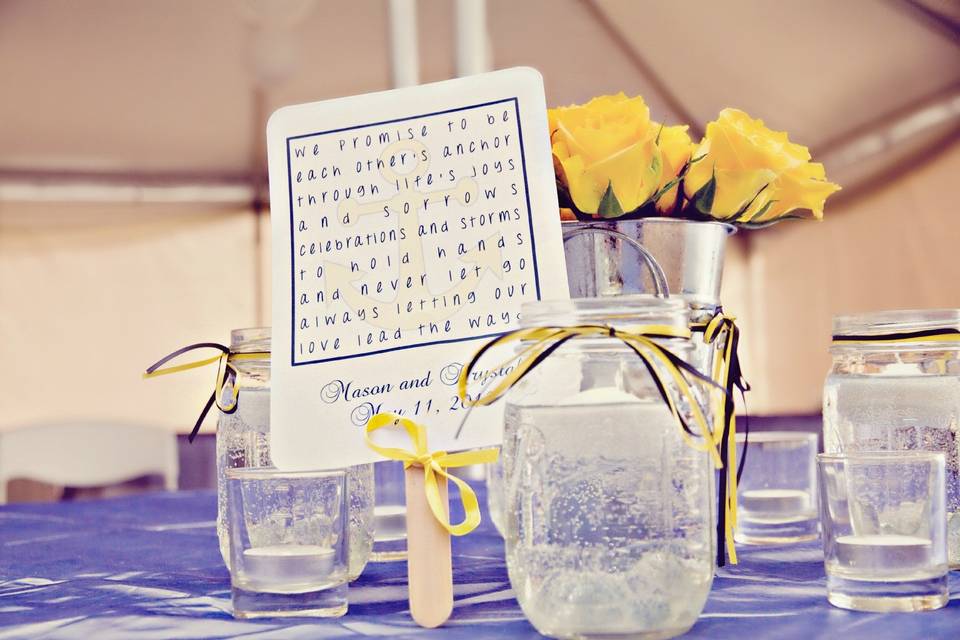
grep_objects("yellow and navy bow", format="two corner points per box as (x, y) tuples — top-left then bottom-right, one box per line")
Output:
(458, 317), (749, 566)
(365, 413), (499, 536)
(457, 323), (726, 466)
(143, 343), (269, 442)
(692, 310), (750, 566)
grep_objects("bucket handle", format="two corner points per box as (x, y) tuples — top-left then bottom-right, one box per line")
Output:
(562, 225), (670, 297)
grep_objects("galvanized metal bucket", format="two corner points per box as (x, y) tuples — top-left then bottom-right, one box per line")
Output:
(563, 217), (734, 311)
(562, 217), (735, 371)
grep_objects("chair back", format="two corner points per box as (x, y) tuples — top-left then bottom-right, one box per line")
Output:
(0, 423), (178, 503)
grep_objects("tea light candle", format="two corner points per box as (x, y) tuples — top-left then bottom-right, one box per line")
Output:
(835, 534), (932, 571)
(242, 544), (336, 586)
(375, 505), (408, 541)
(740, 489), (811, 515)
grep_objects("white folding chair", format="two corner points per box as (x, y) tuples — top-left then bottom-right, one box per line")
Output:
(0, 423), (179, 504)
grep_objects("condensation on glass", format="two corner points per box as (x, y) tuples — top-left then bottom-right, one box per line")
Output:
(501, 297), (714, 640)
(817, 452), (948, 612)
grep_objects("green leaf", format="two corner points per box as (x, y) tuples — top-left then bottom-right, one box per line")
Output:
(634, 150), (664, 210)
(691, 168), (716, 214)
(738, 213), (803, 229)
(649, 153), (697, 205)
(597, 182), (625, 218)
(731, 184), (771, 221)
(651, 176), (681, 202)
(738, 199), (775, 224)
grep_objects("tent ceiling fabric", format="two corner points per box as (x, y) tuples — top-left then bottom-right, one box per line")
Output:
(1, 0), (957, 190)
(593, 0), (960, 151)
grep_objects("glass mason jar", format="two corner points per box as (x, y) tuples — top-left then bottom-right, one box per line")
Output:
(823, 309), (960, 567)
(490, 218), (734, 537)
(216, 327), (375, 580)
(502, 297), (715, 640)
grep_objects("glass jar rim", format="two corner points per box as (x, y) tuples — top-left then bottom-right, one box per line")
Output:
(225, 466), (345, 481)
(735, 430), (818, 444)
(521, 295), (689, 330)
(832, 309), (960, 337)
(817, 450), (946, 464)
(559, 216), (737, 236)
(231, 327), (271, 354)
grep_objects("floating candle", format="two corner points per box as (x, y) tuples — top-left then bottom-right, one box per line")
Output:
(242, 544), (336, 589)
(740, 489), (812, 516)
(835, 534), (933, 573)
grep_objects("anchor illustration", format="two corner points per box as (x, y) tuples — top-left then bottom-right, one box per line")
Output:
(325, 139), (505, 331)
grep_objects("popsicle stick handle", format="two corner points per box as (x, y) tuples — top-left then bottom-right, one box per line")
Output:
(404, 465), (453, 628)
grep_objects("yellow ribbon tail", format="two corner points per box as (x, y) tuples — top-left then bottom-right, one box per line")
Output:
(142, 353), (224, 379)
(697, 311), (745, 565)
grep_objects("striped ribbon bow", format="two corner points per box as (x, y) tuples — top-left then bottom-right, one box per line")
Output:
(143, 343), (269, 442)
(456, 323), (738, 558)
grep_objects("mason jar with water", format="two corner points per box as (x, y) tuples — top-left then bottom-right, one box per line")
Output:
(501, 296), (715, 640)
(823, 309), (960, 567)
(215, 327), (375, 580)
(487, 218), (734, 537)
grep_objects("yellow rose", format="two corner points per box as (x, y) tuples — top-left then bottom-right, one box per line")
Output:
(684, 108), (840, 222)
(549, 93), (663, 217)
(653, 124), (695, 214)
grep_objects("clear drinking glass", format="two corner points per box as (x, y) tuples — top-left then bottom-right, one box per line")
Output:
(215, 328), (375, 580)
(504, 297), (714, 640)
(371, 460), (408, 561)
(817, 451), (949, 612)
(226, 468), (349, 619)
(735, 431), (819, 544)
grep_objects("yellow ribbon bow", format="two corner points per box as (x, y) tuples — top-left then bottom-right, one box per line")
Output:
(365, 413), (499, 536)
(458, 323), (724, 467)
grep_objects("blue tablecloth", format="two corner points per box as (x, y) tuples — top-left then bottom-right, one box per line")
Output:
(1, 488), (958, 639)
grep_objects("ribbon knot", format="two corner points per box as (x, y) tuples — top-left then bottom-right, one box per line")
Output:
(412, 452), (438, 469)
(365, 413), (498, 536)
(458, 323), (726, 467)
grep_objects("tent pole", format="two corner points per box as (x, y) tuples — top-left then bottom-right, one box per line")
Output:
(388, 0), (419, 88)
(455, 0), (490, 77)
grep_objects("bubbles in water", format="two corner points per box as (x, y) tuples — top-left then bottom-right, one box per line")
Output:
(504, 400), (713, 636)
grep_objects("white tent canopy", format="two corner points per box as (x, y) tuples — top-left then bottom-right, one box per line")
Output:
(2, 0), (957, 189)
